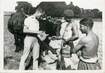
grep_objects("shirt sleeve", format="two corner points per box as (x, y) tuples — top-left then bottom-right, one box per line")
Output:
(24, 17), (40, 33)
(29, 19), (39, 33)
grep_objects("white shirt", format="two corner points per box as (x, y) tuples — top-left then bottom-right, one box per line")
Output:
(24, 15), (39, 33)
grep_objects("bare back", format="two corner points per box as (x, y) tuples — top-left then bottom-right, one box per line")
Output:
(81, 31), (99, 58)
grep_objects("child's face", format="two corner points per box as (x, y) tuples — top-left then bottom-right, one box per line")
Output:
(80, 24), (88, 33)
(35, 10), (45, 18)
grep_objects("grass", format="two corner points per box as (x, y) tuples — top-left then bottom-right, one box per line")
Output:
(4, 15), (102, 70)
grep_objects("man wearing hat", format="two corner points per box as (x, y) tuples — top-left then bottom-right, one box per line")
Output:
(59, 9), (79, 69)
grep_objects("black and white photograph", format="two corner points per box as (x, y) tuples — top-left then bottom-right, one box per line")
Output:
(0, 0), (105, 71)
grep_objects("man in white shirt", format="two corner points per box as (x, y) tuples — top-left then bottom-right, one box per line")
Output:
(19, 8), (45, 70)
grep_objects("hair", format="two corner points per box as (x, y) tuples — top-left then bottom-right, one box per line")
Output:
(35, 7), (45, 14)
(80, 18), (94, 29)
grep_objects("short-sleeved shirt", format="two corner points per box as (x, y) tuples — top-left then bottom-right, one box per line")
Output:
(24, 15), (39, 33)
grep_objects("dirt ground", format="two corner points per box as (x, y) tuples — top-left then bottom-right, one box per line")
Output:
(4, 15), (103, 70)
(4, 15), (23, 69)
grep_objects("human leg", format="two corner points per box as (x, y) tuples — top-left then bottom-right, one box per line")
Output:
(19, 36), (33, 70)
(32, 37), (40, 70)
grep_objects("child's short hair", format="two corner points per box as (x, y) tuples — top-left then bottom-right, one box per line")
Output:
(80, 18), (94, 29)
(36, 8), (45, 14)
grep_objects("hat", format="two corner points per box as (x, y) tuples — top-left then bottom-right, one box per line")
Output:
(64, 9), (74, 17)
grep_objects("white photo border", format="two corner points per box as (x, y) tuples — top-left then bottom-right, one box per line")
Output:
(0, 0), (105, 73)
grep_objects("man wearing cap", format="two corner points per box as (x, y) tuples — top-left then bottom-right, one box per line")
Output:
(59, 9), (79, 69)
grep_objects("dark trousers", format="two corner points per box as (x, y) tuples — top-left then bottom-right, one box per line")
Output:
(14, 33), (25, 51)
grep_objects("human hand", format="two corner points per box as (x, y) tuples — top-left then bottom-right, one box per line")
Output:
(71, 54), (79, 65)
(38, 31), (49, 41)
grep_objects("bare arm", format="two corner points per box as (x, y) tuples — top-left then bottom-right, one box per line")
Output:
(72, 38), (85, 53)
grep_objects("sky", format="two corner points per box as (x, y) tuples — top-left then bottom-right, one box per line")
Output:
(1, 0), (105, 12)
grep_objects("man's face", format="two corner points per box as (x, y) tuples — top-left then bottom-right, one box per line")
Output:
(80, 24), (87, 33)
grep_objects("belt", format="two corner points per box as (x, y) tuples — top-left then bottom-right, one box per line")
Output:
(26, 33), (37, 37)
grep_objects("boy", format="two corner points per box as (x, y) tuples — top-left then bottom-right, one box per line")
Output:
(19, 8), (46, 70)
(72, 18), (101, 70)
(59, 9), (79, 70)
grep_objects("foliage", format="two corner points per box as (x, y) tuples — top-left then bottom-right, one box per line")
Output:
(8, 12), (26, 34)
(36, 2), (102, 18)
(13, 1), (102, 19)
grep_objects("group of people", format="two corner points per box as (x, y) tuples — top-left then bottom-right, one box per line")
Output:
(9, 7), (101, 70)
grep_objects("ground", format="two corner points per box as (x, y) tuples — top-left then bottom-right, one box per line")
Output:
(4, 15), (102, 70)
